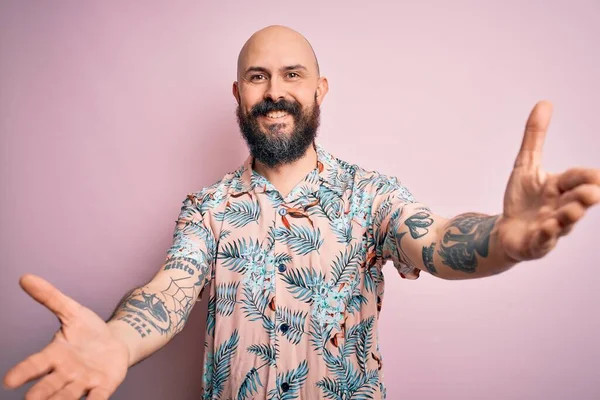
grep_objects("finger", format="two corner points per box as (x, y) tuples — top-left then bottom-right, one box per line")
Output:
(4, 349), (53, 388)
(557, 168), (600, 193)
(514, 100), (553, 169)
(531, 218), (560, 255)
(19, 274), (81, 322)
(558, 183), (600, 208)
(555, 202), (586, 228)
(25, 371), (71, 400)
(48, 381), (87, 400)
(86, 387), (111, 400)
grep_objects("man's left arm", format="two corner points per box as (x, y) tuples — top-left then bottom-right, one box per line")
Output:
(391, 206), (517, 280)
(390, 100), (600, 280)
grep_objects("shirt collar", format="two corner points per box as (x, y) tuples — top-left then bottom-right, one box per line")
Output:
(230, 143), (344, 198)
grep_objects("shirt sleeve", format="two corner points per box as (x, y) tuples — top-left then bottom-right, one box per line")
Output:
(165, 192), (218, 296)
(372, 176), (423, 280)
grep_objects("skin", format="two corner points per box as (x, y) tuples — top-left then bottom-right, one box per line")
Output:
(233, 25), (329, 196)
(4, 25), (600, 400)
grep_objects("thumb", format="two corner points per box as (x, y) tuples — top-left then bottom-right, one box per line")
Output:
(513, 100), (553, 169)
(19, 274), (81, 322)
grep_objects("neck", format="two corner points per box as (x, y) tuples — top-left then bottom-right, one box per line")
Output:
(253, 143), (318, 197)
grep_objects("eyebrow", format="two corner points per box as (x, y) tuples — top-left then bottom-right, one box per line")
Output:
(244, 64), (308, 75)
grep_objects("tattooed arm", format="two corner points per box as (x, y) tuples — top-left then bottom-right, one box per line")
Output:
(107, 192), (217, 365)
(388, 203), (518, 280)
(3, 193), (216, 398)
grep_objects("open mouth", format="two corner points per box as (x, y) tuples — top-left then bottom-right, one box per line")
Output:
(262, 111), (290, 120)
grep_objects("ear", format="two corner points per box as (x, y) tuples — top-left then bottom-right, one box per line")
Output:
(315, 76), (329, 106)
(232, 81), (240, 105)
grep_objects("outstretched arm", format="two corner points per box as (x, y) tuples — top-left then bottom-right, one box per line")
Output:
(3, 192), (215, 399)
(389, 206), (516, 280)
(107, 192), (216, 365)
(388, 101), (600, 280)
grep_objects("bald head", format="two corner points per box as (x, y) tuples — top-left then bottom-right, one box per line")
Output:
(237, 25), (320, 80)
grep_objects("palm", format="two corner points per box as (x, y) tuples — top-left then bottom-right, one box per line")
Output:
(498, 101), (600, 262)
(3, 275), (129, 400)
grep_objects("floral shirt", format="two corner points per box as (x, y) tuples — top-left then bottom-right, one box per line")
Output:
(167, 144), (422, 399)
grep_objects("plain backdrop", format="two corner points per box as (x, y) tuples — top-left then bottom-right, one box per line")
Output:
(1, 1), (599, 399)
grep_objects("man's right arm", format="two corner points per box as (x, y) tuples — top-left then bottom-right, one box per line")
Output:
(107, 191), (217, 366)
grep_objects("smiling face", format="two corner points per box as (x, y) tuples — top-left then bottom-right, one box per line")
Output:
(233, 26), (329, 167)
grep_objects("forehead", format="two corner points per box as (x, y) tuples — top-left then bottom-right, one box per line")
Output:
(239, 34), (317, 74)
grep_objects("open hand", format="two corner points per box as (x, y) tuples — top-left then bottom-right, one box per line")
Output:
(3, 275), (129, 399)
(499, 100), (600, 262)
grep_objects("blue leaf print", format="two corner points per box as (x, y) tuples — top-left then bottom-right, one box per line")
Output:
(214, 200), (261, 228)
(273, 252), (292, 266)
(207, 295), (216, 337)
(309, 317), (334, 354)
(363, 263), (381, 294)
(267, 360), (309, 400)
(332, 220), (353, 244)
(314, 186), (343, 220)
(219, 229), (232, 240)
(356, 316), (375, 373)
(282, 267), (324, 303)
(372, 197), (394, 233)
(274, 225), (323, 256)
(277, 307), (308, 345)
(330, 244), (363, 286)
(211, 329), (240, 398)
(315, 376), (344, 400)
(349, 369), (380, 400)
(240, 285), (274, 332)
(321, 348), (346, 384)
(246, 343), (277, 366)
(346, 295), (368, 315)
(217, 237), (262, 273)
(216, 282), (239, 317)
(236, 367), (263, 400)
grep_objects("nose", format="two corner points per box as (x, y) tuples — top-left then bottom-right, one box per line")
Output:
(264, 77), (286, 102)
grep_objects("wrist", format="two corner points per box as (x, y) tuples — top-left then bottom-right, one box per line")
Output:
(106, 319), (136, 367)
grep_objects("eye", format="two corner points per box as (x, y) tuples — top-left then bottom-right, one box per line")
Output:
(250, 74), (266, 81)
(287, 72), (300, 79)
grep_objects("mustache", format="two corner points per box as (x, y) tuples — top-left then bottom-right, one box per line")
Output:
(249, 99), (301, 118)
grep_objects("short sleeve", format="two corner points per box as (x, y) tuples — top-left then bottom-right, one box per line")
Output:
(165, 192), (218, 293)
(372, 177), (422, 280)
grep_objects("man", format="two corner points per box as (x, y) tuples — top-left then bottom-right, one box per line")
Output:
(3, 25), (599, 400)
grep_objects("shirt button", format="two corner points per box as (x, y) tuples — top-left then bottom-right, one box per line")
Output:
(281, 382), (290, 392)
(280, 323), (289, 333)
(277, 264), (286, 273)
(278, 208), (287, 216)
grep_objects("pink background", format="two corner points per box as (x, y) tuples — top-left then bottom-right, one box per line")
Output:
(1, 1), (599, 399)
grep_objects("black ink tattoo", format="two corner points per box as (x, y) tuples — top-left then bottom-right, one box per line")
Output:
(163, 256), (196, 275)
(117, 314), (153, 338)
(438, 213), (499, 274)
(405, 212), (434, 239)
(422, 243), (437, 275)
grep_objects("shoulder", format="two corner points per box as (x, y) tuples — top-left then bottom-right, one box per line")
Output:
(183, 163), (246, 209)
(337, 155), (415, 204)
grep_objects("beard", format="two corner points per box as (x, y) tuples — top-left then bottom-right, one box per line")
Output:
(236, 94), (320, 168)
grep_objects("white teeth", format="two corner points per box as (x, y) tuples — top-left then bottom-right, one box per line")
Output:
(266, 111), (288, 119)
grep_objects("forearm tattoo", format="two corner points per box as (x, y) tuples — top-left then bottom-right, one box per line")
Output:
(438, 213), (499, 274)
(422, 243), (438, 275)
(111, 256), (203, 338)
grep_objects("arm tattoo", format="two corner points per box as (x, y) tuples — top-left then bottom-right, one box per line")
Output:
(117, 314), (154, 338)
(405, 211), (434, 239)
(438, 213), (499, 274)
(110, 257), (204, 337)
(422, 243), (437, 275)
